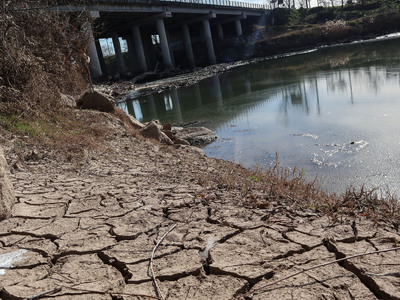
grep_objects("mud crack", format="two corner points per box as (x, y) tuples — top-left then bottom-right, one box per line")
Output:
(97, 251), (132, 283)
(323, 238), (399, 300)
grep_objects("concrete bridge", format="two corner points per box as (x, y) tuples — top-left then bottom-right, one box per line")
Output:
(58, 0), (269, 78)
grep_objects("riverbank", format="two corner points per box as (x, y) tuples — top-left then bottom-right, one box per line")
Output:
(1, 3), (400, 298)
(1, 108), (400, 299)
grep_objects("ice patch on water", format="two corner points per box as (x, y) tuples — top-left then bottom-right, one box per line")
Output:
(311, 153), (340, 168)
(312, 140), (369, 168)
(320, 140), (369, 156)
(0, 249), (27, 275)
(291, 133), (319, 140)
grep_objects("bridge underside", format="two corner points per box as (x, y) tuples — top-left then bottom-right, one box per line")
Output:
(61, 1), (269, 78)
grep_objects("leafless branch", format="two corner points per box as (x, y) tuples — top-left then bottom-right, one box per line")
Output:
(148, 224), (178, 300)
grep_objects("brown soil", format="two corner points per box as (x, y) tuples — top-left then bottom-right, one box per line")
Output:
(1, 109), (399, 300)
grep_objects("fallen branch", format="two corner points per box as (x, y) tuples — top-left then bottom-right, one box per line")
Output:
(23, 287), (62, 300)
(149, 224), (177, 300)
(233, 245), (400, 299)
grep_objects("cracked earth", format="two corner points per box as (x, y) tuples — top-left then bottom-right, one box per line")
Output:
(1, 111), (400, 300)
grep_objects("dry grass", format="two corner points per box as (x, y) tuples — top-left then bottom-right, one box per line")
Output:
(0, 0), (89, 114)
(201, 154), (400, 226)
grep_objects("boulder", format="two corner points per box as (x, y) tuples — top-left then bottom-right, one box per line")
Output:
(126, 114), (144, 130)
(0, 147), (15, 221)
(59, 93), (76, 108)
(174, 127), (217, 146)
(76, 91), (115, 112)
(140, 121), (172, 145)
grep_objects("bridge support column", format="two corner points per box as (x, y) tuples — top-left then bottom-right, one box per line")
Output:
(95, 39), (107, 77)
(235, 19), (243, 36)
(156, 19), (173, 68)
(217, 23), (224, 40)
(182, 24), (195, 68)
(202, 18), (216, 65)
(131, 25), (148, 72)
(112, 32), (126, 77)
(85, 22), (102, 78)
(126, 36), (136, 73)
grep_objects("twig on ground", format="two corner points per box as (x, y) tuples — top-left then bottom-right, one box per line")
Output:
(233, 246), (400, 299)
(23, 287), (62, 300)
(148, 224), (177, 300)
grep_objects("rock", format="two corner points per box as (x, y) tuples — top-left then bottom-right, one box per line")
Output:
(0, 147), (15, 220)
(174, 139), (190, 146)
(160, 132), (173, 145)
(174, 127), (217, 146)
(162, 130), (174, 140)
(163, 122), (172, 131)
(76, 91), (115, 112)
(140, 121), (172, 145)
(59, 93), (76, 108)
(126, 114), (144, 130)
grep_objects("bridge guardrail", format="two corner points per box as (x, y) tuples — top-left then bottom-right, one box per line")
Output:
(161, 0), (267, 9)
(90, 0), (267, 9)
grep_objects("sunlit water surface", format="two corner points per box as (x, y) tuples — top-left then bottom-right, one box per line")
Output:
(119, 37), (400, 195)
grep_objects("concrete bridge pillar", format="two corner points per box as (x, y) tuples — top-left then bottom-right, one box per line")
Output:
(131, 25), (148, 72)
(217, 23), (224, 40)
(85, 22), (102, 78)
(126, 36), (136, 73)
(235, 19), (243, 36)
(182, 24), (195, 68)
(202, 18), (216, 65)
(94, 39), (107, 77)
(112, 32), (126, 77)
(156, 18), (173, 68)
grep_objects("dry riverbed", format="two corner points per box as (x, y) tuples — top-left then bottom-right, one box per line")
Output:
(0, 109), (399, 300)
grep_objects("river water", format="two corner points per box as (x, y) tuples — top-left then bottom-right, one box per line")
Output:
(119, 36), (400, 195)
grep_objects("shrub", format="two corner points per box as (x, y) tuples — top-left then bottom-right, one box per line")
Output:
(322, 19), (350, 39)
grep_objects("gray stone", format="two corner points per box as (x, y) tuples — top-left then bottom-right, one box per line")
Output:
(0, 147), (15, 220)
(174, 127), (217, 146)
(76, 91), (115, 112)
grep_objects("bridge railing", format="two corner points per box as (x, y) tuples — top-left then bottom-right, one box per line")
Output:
(90, 0), (267, 9)
(160, 0), (267, 9)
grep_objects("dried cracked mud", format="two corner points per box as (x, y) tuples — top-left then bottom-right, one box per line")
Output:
(1, 111), (400, 300)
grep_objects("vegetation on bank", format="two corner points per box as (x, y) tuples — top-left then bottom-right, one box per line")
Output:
(0, 0), (399, 226)
(253, 0), (400, 56)
(0, 0), (118, 155)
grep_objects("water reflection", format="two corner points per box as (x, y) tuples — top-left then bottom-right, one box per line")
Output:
(120, 37), (400, 194)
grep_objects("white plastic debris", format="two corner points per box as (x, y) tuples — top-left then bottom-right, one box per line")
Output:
(0, 249), (28, 275)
